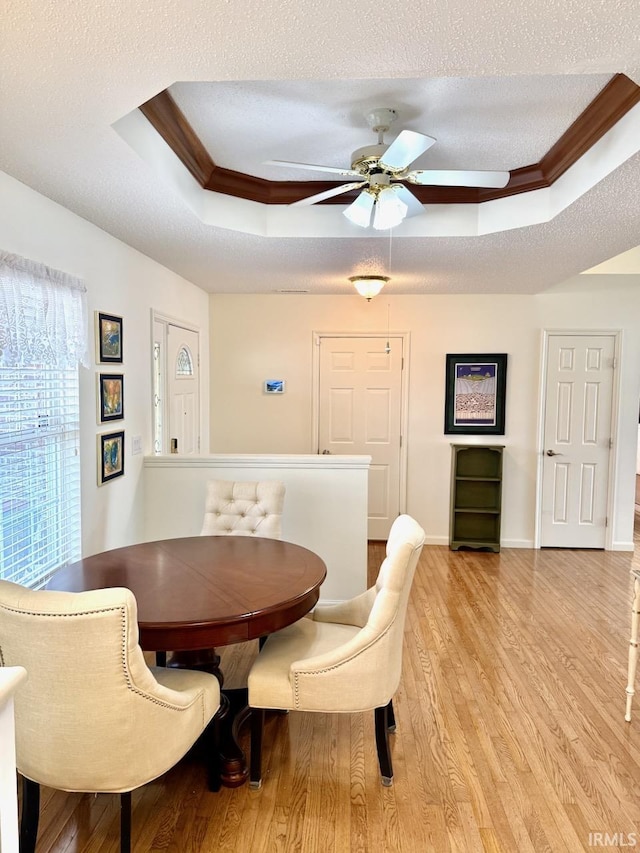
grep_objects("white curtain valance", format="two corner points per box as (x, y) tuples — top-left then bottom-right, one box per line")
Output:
(0, 252), (89, 369)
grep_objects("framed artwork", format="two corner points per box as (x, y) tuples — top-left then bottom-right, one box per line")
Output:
(98, 430), (125, 484)
(96, 311), (123, 364)
(98, 373), (124, 423)
(444, 354), (508, 435)
(264, 379), (285, 394)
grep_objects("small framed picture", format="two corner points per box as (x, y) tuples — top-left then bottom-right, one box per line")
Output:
(98, 430), (125, 484)
(96, 311), (123, 364)
(444, 353), (508, 435)
(264, 379), (285, 394)
(98, 373), (124, 423)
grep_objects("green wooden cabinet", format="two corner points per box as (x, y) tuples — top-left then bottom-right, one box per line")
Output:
(450, 444), (504, 552)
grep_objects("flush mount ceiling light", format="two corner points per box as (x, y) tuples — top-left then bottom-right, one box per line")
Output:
(349, 275), (390, 301)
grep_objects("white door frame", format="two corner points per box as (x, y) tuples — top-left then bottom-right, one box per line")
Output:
(151, 310), (201, 455)
(311, 330), (410, 518)
(534, 328), (622, 550)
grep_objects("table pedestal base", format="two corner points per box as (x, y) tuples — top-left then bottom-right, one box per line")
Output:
(168, 649), (249, 787)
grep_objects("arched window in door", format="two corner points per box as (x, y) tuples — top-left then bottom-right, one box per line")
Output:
(175, 346), (194, 378)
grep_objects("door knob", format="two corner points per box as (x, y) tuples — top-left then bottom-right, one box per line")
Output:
(546, 449), (564, 456)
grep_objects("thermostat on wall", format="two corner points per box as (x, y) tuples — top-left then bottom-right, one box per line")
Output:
(264, 380), (285, 394)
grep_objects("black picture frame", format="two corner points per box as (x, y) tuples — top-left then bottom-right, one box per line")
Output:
(444, 353), (508, 435)
(98, 373), (124, 423)
(96, 311), (123, 364)
(98, 430), (125, 484)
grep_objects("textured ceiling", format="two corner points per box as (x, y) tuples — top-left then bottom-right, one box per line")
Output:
(2, 0), (640, 295)
(171, 76), (610, 178)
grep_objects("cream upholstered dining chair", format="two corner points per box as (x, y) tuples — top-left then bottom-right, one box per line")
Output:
(201, 479), (285, 538)
(247, 513), (425, 788)
(0, 580), (222, 853)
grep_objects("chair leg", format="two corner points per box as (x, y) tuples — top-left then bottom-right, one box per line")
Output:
(387, 698), (396, 733)
(120, 791), (132, 853)
(374, 705), (394, 786)
(249, 708), (265, 790)
(155, 651), (167, 667)
(19, 776), (40, 853)
(205, 712), (222, 792)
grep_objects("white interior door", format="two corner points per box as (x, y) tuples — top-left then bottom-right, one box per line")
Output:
(540, 333), (615, 548)
(167, 325), (200, 455)
(318, 336), (404, 540)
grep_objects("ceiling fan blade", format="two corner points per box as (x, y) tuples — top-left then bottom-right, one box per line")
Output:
(343, 190), (375, 228)
(378, 130), (436, 172)
(291, 181), (367, 207)
(406, 169), (511, 188)
(265, 159), (362, 178)
(391, 184), (425, 219)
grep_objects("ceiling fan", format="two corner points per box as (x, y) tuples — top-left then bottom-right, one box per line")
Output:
(265, 108), (511, 230)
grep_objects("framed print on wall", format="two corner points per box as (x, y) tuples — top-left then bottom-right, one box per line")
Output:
(98, 373), (124, 423)
(96, 311), (123, 364)
(444, 353), (508, 435)
(98, 430), (125, 484)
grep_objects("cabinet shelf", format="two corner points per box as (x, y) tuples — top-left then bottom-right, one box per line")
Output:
(450, 445), (504, 552)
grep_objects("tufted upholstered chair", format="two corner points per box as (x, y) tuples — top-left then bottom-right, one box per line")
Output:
(247, 514), (425, 788)
(0, 581), (222, 853)
(200, 479), (285, 538)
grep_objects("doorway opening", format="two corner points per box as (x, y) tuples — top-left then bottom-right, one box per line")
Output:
(152, 313), (201, 456)
(312, 331), (410, 540)
(536, 330), (620, 549)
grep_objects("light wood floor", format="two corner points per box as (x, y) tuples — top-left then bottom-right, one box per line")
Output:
(26, 540), (640, 852)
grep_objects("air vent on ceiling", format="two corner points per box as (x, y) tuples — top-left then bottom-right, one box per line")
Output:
(276, 289), (309, 293)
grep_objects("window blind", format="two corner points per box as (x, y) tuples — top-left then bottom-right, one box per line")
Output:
(1, 251), (86, 589)
(0, 366), (81, 587)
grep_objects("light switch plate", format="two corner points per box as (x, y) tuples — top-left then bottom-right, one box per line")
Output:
(132, 435), (142, 455)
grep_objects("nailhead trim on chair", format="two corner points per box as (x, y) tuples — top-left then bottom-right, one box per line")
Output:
(114, 605), (209, 728)
(292, 617), (396, 709)
(0, 603), (208, 727)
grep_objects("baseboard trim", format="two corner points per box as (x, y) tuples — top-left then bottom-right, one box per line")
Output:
(611, 540), (634, 552)
(423, 537), (535, 549)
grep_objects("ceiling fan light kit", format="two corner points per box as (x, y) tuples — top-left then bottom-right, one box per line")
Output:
(349, 275), (389, 301)
(343, 190), (375, 227)
(342, 184), (408, 230)
(372, 187), (408, 231)
(267, 107), (511, 230)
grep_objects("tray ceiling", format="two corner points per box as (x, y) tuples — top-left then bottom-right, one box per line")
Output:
(2, 0), (640, 294)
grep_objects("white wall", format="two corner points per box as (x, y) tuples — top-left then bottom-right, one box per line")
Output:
(209, 281), (640, 550)
(143, 454), (370, 601)
(0, 172), (210, 557)
(4, 168), (638, 555)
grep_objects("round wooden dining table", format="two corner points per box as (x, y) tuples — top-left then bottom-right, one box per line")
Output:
(46, 535), (327, 786)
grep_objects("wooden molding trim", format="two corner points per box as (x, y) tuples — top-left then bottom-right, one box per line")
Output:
(540, 73), (640, 183)
(139, 90), (216, 186)
(139, 74), (640, 206)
